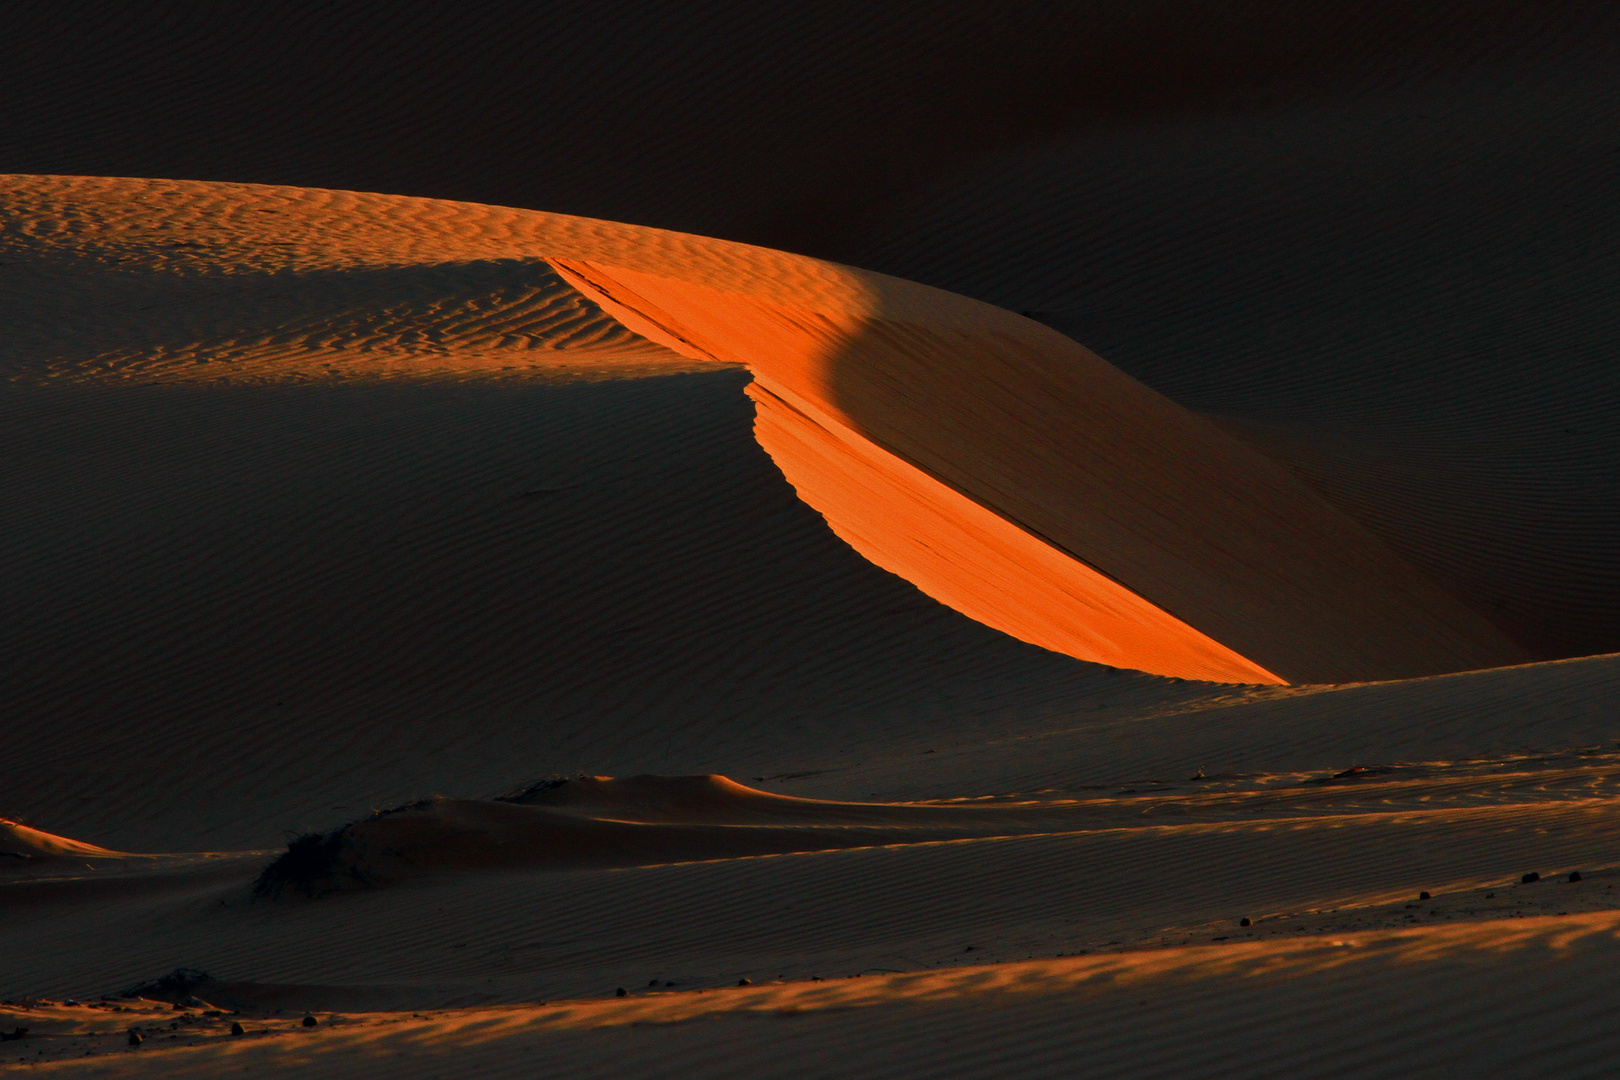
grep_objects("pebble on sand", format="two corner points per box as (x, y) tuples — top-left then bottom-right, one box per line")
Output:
(1239, 918), (1252, 927)
(301, 1015), (318, 1028)
(1569, 871), (1583, 882)
(230, 1022), (244, 1036)
(737, 978), (752, 986)
(1419, 891), (1431, 900)
(1522, 872), (1541, 884)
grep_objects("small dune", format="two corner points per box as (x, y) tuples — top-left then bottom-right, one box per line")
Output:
(252, 774), (1141, 897)
(0, 819), (123, 864)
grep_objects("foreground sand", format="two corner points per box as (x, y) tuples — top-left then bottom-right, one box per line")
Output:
(11, 910), (1620, 1078)
(7, 650), (1620, 1075)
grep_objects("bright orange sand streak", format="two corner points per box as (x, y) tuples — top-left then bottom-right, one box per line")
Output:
(550, 256), (1523, 684)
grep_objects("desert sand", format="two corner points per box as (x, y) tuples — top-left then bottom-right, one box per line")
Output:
(5, 4), (1620, 1077)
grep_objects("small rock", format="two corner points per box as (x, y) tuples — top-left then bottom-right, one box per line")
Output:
(301, 1015), (318, 1028)
(1239, 918), (1252, 927)
(615, 988), (626, 998)
(230, 1023), (244, 1036)
(648, 980), (659, 987)
(1522, 872), (1541, 884)
(127, 1031), (143, 1047)
(1569, 871), (1583, 882)
(63, 1000), (78, 1007)
(1419, 891), (1431, 900)
(737, 978), (752, 987)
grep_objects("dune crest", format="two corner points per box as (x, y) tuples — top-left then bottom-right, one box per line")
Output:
(0, 818), (124, 863)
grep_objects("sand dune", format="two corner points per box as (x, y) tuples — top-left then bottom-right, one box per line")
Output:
(6, 6), (1620, 1076)
(0, 820), (122, 863)
(1, 175), (1535, 683)
(250, 776), (1142, 897)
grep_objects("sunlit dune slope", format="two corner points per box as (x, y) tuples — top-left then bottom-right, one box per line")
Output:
(550, 252), (1524, 685)
(0, 819), (123, 862)
(2, 175), (1527, 685)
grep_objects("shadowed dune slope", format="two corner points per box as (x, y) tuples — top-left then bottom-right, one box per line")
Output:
(846, 56), (1620, 665)
(250, 777), (1171, 897)
(5, 362), (1183, 854)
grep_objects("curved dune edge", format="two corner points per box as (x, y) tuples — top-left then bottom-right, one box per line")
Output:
(2, 175), (1529, 684)
(0, 818), (124, 862)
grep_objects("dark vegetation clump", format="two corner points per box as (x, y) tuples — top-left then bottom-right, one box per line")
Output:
(252, 832), (355, 899)
(252, 798), (448, 900)
(119, 968), (215, 1002)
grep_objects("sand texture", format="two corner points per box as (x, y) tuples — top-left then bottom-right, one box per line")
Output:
(6, 4), (1620, 1076)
